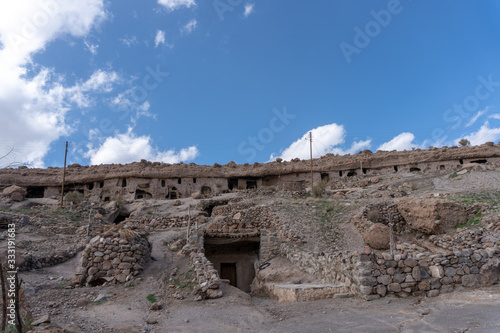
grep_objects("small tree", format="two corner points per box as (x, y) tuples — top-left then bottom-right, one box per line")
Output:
(458, 139), (470, 146)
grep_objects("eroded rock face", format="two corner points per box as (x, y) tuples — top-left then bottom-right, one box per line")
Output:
(3, 185), (27, 201)
(363, 223), (390, 250)
(396, 198), (468, 234)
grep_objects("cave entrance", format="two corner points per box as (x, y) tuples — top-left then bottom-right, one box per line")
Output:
(228, 178), (238, 191)
(26, 186), (45, 198)
(113, 212), (130, 224)
(201, 186), (212, 196)
(246, 181), (257, 190)
(135, 189), (152, 200)
(204, 237), (259, 292)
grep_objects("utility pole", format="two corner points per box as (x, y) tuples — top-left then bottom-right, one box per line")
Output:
(309, 132), (313, 190)
(60, 141), (68, 208)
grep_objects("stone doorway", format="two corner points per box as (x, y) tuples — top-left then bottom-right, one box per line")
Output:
(204, 237), (259, 292)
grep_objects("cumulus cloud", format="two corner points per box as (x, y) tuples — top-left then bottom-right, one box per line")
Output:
(158, 0), (195, 12)
(181, 19), (197, 34)
(244, 3), (255, 17)
(0, 0), (108, 167)
(458, 121), (500, 146)
(154, 30), (165, 47)
(85, 128), (199, 165)
(270, 123), (371, 161)
(377, 132), (417, 151)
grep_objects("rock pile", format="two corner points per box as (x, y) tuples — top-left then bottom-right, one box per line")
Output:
(73, 230), (151, 286)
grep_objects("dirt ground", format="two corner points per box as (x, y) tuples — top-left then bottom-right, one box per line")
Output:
(21, 261), (500, 333)
(19, 229), (500, 333)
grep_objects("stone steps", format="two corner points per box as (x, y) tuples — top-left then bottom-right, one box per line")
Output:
(269, 283), (351, 302)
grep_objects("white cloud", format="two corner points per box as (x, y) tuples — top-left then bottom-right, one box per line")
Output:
(109, 89), (157, 125)
(85, 128), (199, 165)
(270, 123), (371, 161)
(154, 30), (165, 48)
(377, 132), (417, 151)
(488, 113), (500, 120)
(0, 1), (106, 67)
(0, 1), (108, 167)
(466, 107), (489, 127)
(244, 3), (255, 17)
(181, 19), (197, 34)
(459, 121), (500, 146)
(120, 35), (137, 47)
(158, 0), (195, 12)
(84, 40), (99, 55)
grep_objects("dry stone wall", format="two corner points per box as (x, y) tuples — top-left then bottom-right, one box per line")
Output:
(73, 231), (151, 286)
(366, 246), (500, 299)
(279, 244), (368, 296)
(181, 230), (223, 299)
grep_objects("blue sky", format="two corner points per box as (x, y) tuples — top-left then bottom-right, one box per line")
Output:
(1, 0), (500, 168)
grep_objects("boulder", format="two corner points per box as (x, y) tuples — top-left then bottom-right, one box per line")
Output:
(479, 258), (500, 286)
(396, 198), (467, 234)
(362, 223), (390, 250)
(3, 185), (27, 201)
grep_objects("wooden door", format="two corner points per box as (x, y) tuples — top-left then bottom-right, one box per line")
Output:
(220, 263), (237, 287)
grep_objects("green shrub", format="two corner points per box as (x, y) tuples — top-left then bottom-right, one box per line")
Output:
(146, 293), (157, 303)
(64, 191), (83, 204)
(312, 180), (328, 198)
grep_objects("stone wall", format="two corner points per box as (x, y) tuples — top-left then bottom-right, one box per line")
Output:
(73, 230), (151, 286)
(279, 244), (368, 296)
(366, 247), (500, 299)
(181, 229), (223, 299)
(276, 241), (500, 300)
(19, 246), (83, 272)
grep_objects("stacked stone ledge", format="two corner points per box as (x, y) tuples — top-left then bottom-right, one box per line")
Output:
(73, 231), (151, 286)
(360, 246), (500, 300)
(181, 229), (223, 299)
